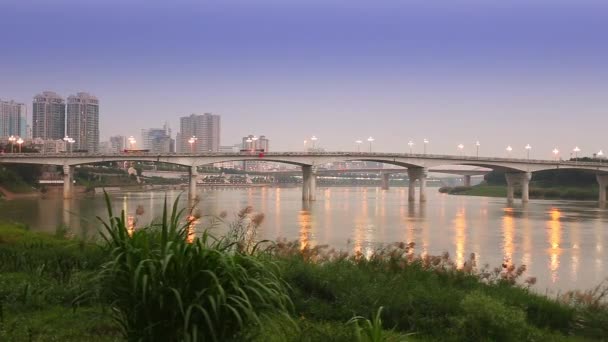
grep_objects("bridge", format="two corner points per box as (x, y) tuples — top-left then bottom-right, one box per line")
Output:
(1, 152), (607, 203)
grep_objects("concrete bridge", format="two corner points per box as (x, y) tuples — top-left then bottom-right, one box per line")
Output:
(1, 152), (607, 203)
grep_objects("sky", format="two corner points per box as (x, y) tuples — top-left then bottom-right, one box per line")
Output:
(1, 0), (607, 158)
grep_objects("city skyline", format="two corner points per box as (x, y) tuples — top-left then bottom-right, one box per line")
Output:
(1, 1), (607, 157)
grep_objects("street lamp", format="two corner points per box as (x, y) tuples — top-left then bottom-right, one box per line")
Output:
(525, 144), (531, 160)
(67, 138), (75, 153)
(457, 144), (464, 156)
(475, 141), (480, 158)
(408, 140), (414, 154)
(355, 140), (362, 152)
(311, 135), (318, 150)
(552, 148), (559, 161)
(128, 136), (136, 149)
(573, 146), (581, 162)
(188, 136), (197, 153)
(16, 137), (24, 153)
(423, 138), (429, 155)
(367, 136), (374, 152)
(506, 145), (513, 157)
(8, 135), (16, 153)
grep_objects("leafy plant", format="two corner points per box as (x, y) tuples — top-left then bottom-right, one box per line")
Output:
(96, 193), (294, 341)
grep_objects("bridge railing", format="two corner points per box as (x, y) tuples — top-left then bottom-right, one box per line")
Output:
(0, 151), (606, 168)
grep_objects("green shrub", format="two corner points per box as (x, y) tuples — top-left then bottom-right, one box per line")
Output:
(454, 291), (528, 341)
(97, 194), (293, 341)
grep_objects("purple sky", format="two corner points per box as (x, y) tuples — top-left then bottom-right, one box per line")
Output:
(1, 0), (607, 158)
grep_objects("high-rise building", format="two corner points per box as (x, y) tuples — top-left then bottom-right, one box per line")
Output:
(32, 91), (65, 140)
(178, 113), (220, 153)
(142, 123), (173, 153)
(0, 99), (27, 138)
(241, 135), (271, 171)
(241, 134), (269, 152)
(109, 135), (127, 153)
(67, 92), (100, 152)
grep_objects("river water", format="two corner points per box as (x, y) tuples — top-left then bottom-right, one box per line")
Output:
(1, 186), (607, 293)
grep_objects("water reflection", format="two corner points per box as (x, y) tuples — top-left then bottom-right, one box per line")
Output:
(2, 187), (608, 293)
(299, 201), (312, 249)
(502, 208), (515, 266)
(548, 208), (562, 283)
(453, 207), (467, 268)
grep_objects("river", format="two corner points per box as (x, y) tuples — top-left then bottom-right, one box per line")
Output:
(1, 186), (607, 294)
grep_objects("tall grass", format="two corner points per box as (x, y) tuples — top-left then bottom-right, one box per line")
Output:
(96, 193), (293, 341)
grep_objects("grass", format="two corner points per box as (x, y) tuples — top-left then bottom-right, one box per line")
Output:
(1, 198), (608, 341)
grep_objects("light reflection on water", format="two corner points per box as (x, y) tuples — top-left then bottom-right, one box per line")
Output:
(1, 186), (607, 293)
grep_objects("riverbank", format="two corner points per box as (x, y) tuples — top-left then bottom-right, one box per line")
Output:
(1, 203), (607, 341)
(440, 184), (598, 201)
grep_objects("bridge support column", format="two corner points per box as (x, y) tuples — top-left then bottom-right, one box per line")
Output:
(62, 164), (73, 199)
(505, 172), (531, 203)
(407, 168), (426, 202)
(189, 166), (198, 202)
(464, 175), (472, 187)
(597, 175), (608, 204)
(302, 166), (317, 201)
(381, 173), (390, 190)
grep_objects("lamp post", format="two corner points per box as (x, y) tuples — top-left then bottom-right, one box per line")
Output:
(16, 137), (23, 153)
(188, 136), (197, 153)
(367, 136), (374, 152)
(128, 136), (136, 150)
(573, 146), (581, 162)
(457, 144), (464, 156)
(552, 148), (559, 161)
(63, 135), (70, 152)
(525, 144), (531, 160)
(475, 141), (480, 157)
(311, 135), (318, 150)
(408, 140), (414, 154)
(355, 140), (362, 152)
(8, 135), (16, 153)
(423, 138), (429, 155)
(67, 138), (75, 153)
(506, 145), (513, 157)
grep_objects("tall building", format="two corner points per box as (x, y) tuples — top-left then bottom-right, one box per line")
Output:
(241, 135), (271, 171)
(142, 123), (173, 153)
(178, 113), (220, 153)
(109, 135), (127, 153)
(66, 92), (100, 152)
(33, 91), (65, 140)
(0, 99), (27, 138)
(241, 134), (269, 152)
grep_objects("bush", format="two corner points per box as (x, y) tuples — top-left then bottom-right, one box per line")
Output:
(97, 194), (293, 341)
(454, 291), (529, 341)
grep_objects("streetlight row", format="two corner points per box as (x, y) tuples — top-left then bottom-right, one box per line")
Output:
(302, 136), (605, 160)
(7, 135), (24, 153)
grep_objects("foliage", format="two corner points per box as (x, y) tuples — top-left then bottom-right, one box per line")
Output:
(96, 193), (293, 341)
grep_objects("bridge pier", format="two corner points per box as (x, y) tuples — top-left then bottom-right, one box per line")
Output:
(302, 166), (317, 201)
(381, 173), (390, 190)
(189, 166), (198, 202)
(597, 175), (608, 204)
(62, 164), (73, 199)
(505, 172), (532, 203)
(407, 168), (427, 202)
(464, 175), (472, 187)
